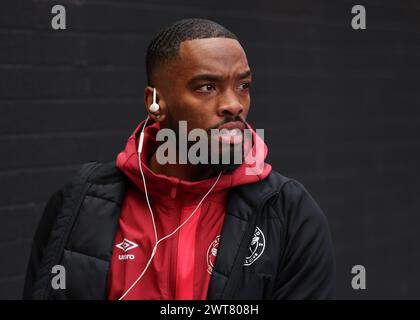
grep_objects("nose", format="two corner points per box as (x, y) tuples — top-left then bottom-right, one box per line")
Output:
(217, 90), (244, 118)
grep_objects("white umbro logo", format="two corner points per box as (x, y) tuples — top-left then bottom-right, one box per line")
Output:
(115, 238), (138, 252)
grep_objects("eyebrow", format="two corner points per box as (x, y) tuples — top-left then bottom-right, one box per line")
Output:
(188, 70), (252, 84)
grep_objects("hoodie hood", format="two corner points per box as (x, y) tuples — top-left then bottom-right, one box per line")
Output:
(116, 119), (272, 202)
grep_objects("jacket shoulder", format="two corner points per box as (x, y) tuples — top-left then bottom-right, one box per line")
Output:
(262, 170), (312, 196)
(237, 170), (294, 201)
(264, 171), (324, 220)
(78, 161), (124, 184)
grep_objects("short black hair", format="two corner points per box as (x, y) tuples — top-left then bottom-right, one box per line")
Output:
(146, 18), (238, 86)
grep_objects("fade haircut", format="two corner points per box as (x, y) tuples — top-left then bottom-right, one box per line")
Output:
(146, 18), (238, 86)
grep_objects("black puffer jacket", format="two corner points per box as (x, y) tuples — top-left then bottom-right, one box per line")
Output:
(23, 161), (336, 300)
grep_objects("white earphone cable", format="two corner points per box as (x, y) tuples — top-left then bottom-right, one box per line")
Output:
(118, 117), (222, 300)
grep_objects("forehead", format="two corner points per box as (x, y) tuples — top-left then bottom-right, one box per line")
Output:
(175, 38), (249, 77)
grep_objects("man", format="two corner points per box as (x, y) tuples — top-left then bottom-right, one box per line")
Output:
(23, 18), (335, 300)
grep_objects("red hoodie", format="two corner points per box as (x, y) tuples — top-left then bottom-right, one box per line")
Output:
(107, 119), (272, 300)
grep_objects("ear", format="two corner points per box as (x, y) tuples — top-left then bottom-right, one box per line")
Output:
(144, 86), (166, 122)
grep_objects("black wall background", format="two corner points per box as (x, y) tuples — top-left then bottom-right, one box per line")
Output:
(0, 0), (419, 299)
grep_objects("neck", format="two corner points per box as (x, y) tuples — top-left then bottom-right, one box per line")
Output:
(149, 152), (217, 182)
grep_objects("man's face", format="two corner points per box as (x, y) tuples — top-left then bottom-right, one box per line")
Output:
(157, 37), (252, 136)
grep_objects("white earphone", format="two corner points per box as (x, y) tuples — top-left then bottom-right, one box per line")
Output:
(149, 87), (160, 113)
(118, 113), (222, 300)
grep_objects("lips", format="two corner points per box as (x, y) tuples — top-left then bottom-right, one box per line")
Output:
(217, 121), (246, 132)
(213, 121), (245, 144)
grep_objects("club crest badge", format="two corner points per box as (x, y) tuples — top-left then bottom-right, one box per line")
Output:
(244, 227), (265, 266)
(206, 235), (220, 275)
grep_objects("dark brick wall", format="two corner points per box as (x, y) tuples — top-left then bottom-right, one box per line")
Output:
(0, 0), (419, 299)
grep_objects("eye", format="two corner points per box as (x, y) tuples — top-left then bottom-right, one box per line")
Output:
(239, 82), (251, 91)
(197, 84), (216, 93)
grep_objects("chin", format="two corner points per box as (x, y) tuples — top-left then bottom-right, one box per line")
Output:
(209, 145), (244, 173)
